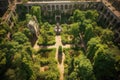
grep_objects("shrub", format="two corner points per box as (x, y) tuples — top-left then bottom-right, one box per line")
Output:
(58, 46), (62, 55)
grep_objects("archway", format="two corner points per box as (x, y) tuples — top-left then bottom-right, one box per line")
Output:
(55, 15), (61, 22)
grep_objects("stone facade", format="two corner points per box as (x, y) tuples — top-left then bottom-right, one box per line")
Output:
(107, 0), (120, 11)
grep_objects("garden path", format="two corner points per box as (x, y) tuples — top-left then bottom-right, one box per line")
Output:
(33, 36), (71, 50)
(33, 35), (71, 80)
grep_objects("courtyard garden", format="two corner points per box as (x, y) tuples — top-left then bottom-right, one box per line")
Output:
(0, 5), (120, 80)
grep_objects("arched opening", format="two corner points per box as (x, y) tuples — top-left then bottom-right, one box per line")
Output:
(52, 5), (55, 11)
(56, 5), (59, 10)
(100, 6), (103, 11)
(65, 5), (68, 9)
(55, 15), (61, 22)
(61, 5), (63, 10)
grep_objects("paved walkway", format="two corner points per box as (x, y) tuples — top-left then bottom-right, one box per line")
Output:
(33, 35), (71, 80)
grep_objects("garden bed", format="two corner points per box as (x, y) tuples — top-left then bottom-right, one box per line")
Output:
(35, 48), (60, 79)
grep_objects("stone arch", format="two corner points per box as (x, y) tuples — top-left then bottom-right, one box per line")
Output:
(100, 6), (103, 11)
(104, 9), (107, 14)
(104, 18), (107, 23)
(52, 5), (55, 11)
(65, 5), (68, 9)
(55, 15), (61, 22)
(107, 12), (110, 17)
(61, 5), (63, 10)
(110, 15), (113, 20)
(56, 5), (59, 10)
(47, 5), (50, 10)
(92, 3), (96, 9)
(69, 5), (72, 9)
(86, 3), (89, 9)
(114, 22), (120, 29)
(106, 19), (109, 25)
(113, 19), (117, 24)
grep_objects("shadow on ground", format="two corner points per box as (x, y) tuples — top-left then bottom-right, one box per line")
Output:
(58, 53), (62, 64)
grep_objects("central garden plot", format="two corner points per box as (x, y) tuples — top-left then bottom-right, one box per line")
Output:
(35, 48), (59, 79)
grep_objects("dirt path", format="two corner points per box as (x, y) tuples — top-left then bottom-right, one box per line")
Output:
(55, 36), (64, 80)
(33, 35), (71, 80)
(33, 40), (39, 51)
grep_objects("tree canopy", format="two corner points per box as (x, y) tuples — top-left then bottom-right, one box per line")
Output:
(31, 6), (41, 23)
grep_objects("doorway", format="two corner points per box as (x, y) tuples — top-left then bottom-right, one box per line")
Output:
(55, 15), (61, 22)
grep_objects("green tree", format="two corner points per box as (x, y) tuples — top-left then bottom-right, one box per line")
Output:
(101, 29), (114, 44)
(85, 10), (99, 21)
(69, 71), (77, 80)
(3, 41), (21, 64)
(84, 24), (94, 44)
(0, 22), (10, 40)
(0, 50), (6, 75)
(79, 19), (92, 34)
(93, 50), (117, 80)
(26, 14), (32, 22)
(23, 28), (33, 39)
(42, 30), (48, 45)
(5, 69), (16, 80)
(70, 23), (79, 37)
(77, 54), (95, 80)
(68, 16), (74, 23)
(58, 46), (62, 55)
(12, 32), (28, 44)
(43, 22), (50, 31)
(68, 54), (96, 80)
(31, 6), (41, 23)
(13, 48), (36, 80)
(70, 23), (80, 47)
(94, 26), (103, 36)
(87, 37), (101, 61)
(73, 9), (85, 22)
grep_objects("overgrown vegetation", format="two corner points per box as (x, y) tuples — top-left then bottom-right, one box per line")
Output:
(0, 6), (58, 80)
(0, 4), (120, 80)
(37, 22), (55, 46)
(63, 9), (120, 80)
(36, 48), (59, 80)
